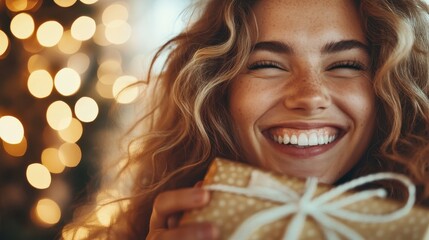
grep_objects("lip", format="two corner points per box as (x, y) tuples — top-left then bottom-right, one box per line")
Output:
(262, 122), (346, 158)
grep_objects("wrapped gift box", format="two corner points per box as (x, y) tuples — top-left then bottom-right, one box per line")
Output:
(180, 158), (429, 240)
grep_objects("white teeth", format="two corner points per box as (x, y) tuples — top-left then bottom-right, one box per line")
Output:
(298, 133), (308, 146)
(308, 133), (318, 146)
(272, 133), (338, 146)
(283, 135), (290, 144)
(318, 135), (325, 145)
(290, 135), (298, 144)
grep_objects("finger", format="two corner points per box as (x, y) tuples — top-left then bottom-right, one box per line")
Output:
(149, 222), (218, 240)
(167, 214), (180, 229)
(194, 181), (203, 187)
(150, 188), (210, 229)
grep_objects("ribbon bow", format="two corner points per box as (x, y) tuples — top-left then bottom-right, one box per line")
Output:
(205, 171), (416, 240)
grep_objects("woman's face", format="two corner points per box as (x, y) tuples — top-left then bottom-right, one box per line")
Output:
(229, 0), (376, 183)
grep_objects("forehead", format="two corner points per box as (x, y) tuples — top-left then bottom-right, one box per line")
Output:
(251, 0), (366, 44)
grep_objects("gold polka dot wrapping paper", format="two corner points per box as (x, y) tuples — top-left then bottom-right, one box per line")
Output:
(180, 158), (429, 240)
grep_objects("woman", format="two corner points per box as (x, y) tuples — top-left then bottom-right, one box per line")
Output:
(63, 0), (429, 239)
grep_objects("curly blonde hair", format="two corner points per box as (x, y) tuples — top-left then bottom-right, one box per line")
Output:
(63, 0), (429, 239)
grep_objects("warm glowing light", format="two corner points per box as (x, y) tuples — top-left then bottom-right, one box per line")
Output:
(26, 163), (51, 189)
(62, 227), (89, 240)
(10, 13), (35, 39)
(35, 198), (61, 225)
(37, 21), (64, 47)
(58, 30), (82, 55)
(54, 0), (77, 7)
(3, 136), (27, 157)
(28, 70), (54, 98)
(102, 3), (129, 25)
(28, 54), (49, 72)
(105, 20), (132, 45)
(96, 202), (120, 226)
(113, 75), (139, 104)
(96, 81), (114, 99)
(59, 143), (82, 167)
(0, 30), (10, 57)
(93, 24), (110, 46)
(71, 16), (96, 41)
(97, 60), (122, 81)
(80, 0), (98, 5)
(74, 97), (99, 123)
(54, 68), (81, 96)
(0, 116), (25, 144)
(5, 0), (40, 12)
(41, 148), (65, 174)
(58, 118), (83, 143)
(46, 101), (73, 130)
(67, 53), (90, 74)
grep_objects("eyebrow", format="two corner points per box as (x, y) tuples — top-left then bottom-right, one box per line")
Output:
(252, 40), (369, 55)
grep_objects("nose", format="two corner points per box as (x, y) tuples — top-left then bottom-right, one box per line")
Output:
(283, 72), (331, 114)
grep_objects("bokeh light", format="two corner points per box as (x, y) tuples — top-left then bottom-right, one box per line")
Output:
(46, 101), (73, 130)
(3, 136), (27, 157)
(58, 30), (82, 55)
(5, 0), (40, 12)
(58, 118), (83, 143)
(10, 13), (35, 39)
(37, 21), (64, 47)
(27, 54), (50, 72)
(0, 116), (25, 144)
(71, 16), (96, 41)
(28, 70), (54, 98)
(35, 198), (61, 225)
(59, 143), (82, 167)
(67, 53), (90, 74)
(102, 3), (129, 25)
(113, 75), (139, 104)
(54, 68), (81, 96)
(62, 227), (89, 240)
(0, 30), (10, 57)
(105, 20), (132, 45)
(41, 148), (66, 174)
(75, 97), (99, 123)
(54, 0), (77, 7)
(26, 163), (51, 189)
(80, 0), (98, 4)
(96, 81), (114, 99)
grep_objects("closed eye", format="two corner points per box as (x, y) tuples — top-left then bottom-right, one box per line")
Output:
(247, 60), (285, 70)
(327, 60), (367, 71)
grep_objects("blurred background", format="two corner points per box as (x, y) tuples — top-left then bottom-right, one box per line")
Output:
(0, 0), (191, 239)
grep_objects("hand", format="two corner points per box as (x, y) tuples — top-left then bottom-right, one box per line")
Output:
(147, 187), (219, 240)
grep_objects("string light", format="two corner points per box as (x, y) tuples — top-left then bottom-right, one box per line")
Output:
(71, 16), (97, 41)
(35, 198), (62, 225)
(58, 142), (82, 167)
(46, 101), (73, 131)
(54, 68), (81, 96)
(58, 118), (83, 143)
(27, 70), (54, 98)
(26, 163), (52, 189)
(41, 148), (66, 174)
(75, 97), (99, 123)
(0, 116), (25, 144)
(54, 0), (77, 8)
(37, 21), (64, 47)
(2, 136), (27, 157)
(113, 75), (139, 104)
(10, 13), (35, 39)
(0, 30), (10, 57)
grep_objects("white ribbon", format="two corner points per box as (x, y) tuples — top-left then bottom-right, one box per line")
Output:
(204, 171), (416, 240)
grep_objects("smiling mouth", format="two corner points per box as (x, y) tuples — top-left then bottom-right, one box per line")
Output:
(268, 127), (340, 147)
